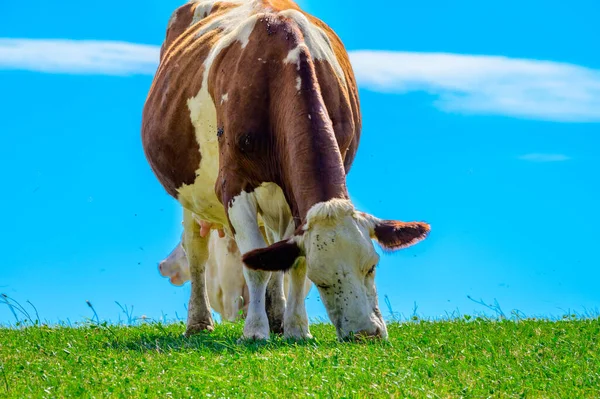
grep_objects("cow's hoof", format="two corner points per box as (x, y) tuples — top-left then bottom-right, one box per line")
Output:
(238, 326), (269, 343)
(239, 314), (270, 342)
(184, 322), (214, 337)
(283, 321), (312, 340)
(284, 331), (313, 341)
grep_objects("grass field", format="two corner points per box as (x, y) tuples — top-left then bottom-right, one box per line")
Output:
(1, 317), (599, 398)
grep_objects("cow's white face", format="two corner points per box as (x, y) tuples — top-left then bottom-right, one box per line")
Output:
(242, 199), (430, 341)
(158, 239), (190, 286)
(302, 214), (386, 340)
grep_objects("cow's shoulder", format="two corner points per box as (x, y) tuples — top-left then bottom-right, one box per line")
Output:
(160, 2), (197, 60)
(160, 1), (243, 60)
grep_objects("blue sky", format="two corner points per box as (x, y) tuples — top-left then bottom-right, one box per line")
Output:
(1, 0), (599, 325)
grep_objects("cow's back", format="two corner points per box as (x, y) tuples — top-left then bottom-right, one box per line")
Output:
(142, 0), (361, 223)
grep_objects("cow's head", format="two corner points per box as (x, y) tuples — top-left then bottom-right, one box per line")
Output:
(242, 199), (430, 341)
(158, 236), (191, 286)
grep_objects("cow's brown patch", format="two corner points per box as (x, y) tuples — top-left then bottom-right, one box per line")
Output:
(305, 14), (361, 172)
(226, 235), (239, 254)
(262, 0), (302, 12)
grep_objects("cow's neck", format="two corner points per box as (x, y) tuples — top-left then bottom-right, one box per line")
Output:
(275, 70), (349, 226)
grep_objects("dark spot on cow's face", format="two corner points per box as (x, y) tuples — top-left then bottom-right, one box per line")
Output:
(238, 132), (255, 153)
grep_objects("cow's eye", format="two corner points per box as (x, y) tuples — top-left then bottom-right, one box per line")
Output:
(317, 284), (331, 290)
(367, 264), (376, 275)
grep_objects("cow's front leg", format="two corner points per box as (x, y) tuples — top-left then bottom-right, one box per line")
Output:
(228, 192), (271, 340)
(182, 209), (214, 337)
(284, 258), (312, 340)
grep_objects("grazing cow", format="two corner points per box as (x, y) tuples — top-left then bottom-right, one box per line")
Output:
(142, 0), (430, 341)
(159, 227), (312, 322)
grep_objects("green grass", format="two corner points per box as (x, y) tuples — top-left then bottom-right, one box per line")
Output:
(1, 318), (599, 398)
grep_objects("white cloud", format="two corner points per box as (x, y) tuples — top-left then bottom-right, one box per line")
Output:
(0, 38), (159, 75)
(1, 38), (600, 122)
(349, 51), (600, 123)
(518, 153), (570, 162)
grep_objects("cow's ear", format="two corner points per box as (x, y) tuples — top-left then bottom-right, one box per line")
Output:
(242, 237), (303, 272)
(373, 220), (430, 250)
(358, 213), (430, 251)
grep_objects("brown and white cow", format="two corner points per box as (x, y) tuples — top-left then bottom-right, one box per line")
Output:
(142, 0), (430, 341)
(159, 226), (312, 322)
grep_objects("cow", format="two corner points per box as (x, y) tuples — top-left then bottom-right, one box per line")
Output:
(159, 218), (222, 286)
(159, 226), (312, 322)
(142, 0), (430, 341)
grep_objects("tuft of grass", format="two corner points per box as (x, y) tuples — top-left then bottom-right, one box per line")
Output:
(1, 318), (599, 398)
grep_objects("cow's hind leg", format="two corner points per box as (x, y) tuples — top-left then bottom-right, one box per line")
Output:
(218, 235), (248, 322)
(182, 209), (214, 337)
(265, 271), (286, 334)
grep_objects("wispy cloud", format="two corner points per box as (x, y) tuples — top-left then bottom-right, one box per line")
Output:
(0, 38), (159, 75)
(2, 38), (599, 122)
(518, 153), (570, 162)
(349, 51), (600, 123)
